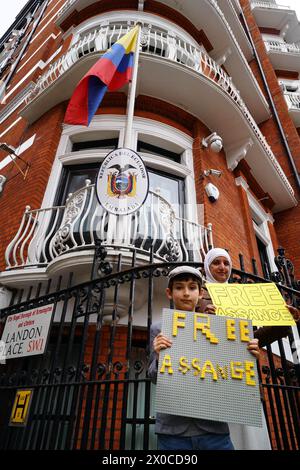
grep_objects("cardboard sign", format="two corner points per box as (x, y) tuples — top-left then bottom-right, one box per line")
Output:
(0, 304), (54, 359)
(206, 283), (295, 327)
(155, 309), (262, 427)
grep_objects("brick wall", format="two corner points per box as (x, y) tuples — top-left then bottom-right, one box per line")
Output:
(192, 121), (260, 272)
(0, 103), (66, 272)
(240, 0), (300, 276)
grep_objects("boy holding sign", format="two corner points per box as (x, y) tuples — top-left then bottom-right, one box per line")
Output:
(148, 266), (260, 451)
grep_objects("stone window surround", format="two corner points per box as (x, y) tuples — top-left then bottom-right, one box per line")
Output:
(40, 114), (199, 226)
(235, 176), (276, 272)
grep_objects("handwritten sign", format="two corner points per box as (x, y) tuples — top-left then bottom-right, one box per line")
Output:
(0, 304), (54, 360)
(155, 309), (262, 427)
(206, 283), (294, 327)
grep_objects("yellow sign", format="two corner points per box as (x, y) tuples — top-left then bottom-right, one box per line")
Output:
(155, 309), (262, 427)
(206, 283), (295, 326)
(10, 389), (33, 426)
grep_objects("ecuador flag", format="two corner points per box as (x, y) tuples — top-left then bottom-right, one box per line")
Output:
(64, 26), (139, 126)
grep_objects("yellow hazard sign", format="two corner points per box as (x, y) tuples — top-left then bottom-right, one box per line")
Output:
(9, 389), (33, 426)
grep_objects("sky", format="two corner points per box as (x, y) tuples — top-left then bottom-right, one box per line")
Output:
(0, 0), (300, 39)
(0, 0), (30, 39)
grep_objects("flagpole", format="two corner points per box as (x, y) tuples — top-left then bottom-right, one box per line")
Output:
(123, 24), (142, 148)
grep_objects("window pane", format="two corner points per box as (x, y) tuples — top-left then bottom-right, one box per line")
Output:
(148, 170), (183, 216)
(72, 139), (118, 152)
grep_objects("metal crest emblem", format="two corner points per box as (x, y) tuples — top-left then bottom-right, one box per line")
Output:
(96, 148), (149, 215)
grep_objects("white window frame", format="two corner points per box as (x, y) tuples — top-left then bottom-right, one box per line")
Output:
(41, 115), (197, 225)
(235, 176), (277, 272)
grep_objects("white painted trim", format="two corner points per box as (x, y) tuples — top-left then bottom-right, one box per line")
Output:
(5, 61), (44, 100)
(5, 46), (62, 103)
(0, 117), (22, 138)
(0, 84), (34, 124)
(39, 0), (66, 27)
(29, 10), (62, 45)
(235, 176), (277, 271)
(19, 34), (59, 72)
(235, 175), (249, 192)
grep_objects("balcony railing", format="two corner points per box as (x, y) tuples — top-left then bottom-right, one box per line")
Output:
(57, 0), (77, 19)
(265, 40), (300, 54)
(251, 1), (290, 10)
(5, 180), (213, 269)
(283, 90), (300, 109)
(25, 21), (242, 106)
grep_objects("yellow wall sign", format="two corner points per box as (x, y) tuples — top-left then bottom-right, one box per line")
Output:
(9, 389), (33, 426)
(206, 283), (295, 326)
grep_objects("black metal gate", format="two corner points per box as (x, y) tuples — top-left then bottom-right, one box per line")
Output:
(0, 245), (299, 450)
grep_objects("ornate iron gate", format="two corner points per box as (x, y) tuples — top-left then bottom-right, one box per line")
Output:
(0, 245), (299, 450)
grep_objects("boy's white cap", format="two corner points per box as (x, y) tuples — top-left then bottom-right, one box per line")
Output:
(168, 266), (202, 285)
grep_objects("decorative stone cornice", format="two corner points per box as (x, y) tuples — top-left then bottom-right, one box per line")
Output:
(227, 138), (254, 171)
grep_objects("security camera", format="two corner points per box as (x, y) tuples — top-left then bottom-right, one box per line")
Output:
(210, 169), (222, 177)
(202, 132), (223, 153)
(205, 183), (220, 203)
(202, 169), (222, 178)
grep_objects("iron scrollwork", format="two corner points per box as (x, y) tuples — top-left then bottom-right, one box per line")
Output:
(274, 247), (300, 290)
(94, 239), (113, 276)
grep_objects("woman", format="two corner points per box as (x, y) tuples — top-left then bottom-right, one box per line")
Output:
(199, 248), (299, 450)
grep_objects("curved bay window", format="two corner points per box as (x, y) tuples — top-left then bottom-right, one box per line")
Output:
(45, 136), (189, 262)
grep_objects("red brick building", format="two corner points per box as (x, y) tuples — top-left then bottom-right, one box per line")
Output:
(0, 0), (299, 450)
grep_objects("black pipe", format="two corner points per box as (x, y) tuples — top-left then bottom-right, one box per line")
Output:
(240, 5), (300, 194)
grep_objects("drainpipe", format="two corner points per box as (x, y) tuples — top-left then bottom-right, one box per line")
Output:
(2, 0), (50, 94)
(239, 6), (300, 194)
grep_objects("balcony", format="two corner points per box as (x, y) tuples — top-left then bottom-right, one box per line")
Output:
(251, 1), (290, 11)
(282, 87), (300, 127)
(2, 181), (213, 282)
(265, 40), (300, 70)
(20, 22), (296, 211)
(55, 0), (269, 121)
(251, 1), (300, 43)
(217, 0), (253, 60)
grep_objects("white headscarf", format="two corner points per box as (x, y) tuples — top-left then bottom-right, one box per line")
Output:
(204, 248), (232, 284)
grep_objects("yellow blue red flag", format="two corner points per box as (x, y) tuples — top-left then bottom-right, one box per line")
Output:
(64, 26), (139, 126)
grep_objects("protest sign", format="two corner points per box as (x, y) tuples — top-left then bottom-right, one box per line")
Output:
(206, 283), (294, 326)
(155, 309), (262, 427)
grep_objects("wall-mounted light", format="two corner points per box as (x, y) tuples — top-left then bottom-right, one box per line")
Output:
(200, 169), (223, 179)
(202, 132), (223, 153)
(0, 142), (30, 179)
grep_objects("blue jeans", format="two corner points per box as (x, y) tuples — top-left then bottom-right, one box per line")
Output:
(158, 433), (234, 450)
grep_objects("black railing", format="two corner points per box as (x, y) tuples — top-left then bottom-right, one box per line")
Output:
(0, 243), (299, 450)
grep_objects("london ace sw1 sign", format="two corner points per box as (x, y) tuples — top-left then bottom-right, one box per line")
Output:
(0, 304), (54, 359)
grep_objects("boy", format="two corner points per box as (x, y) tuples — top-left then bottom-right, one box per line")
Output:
(148, 266), (260, 451)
